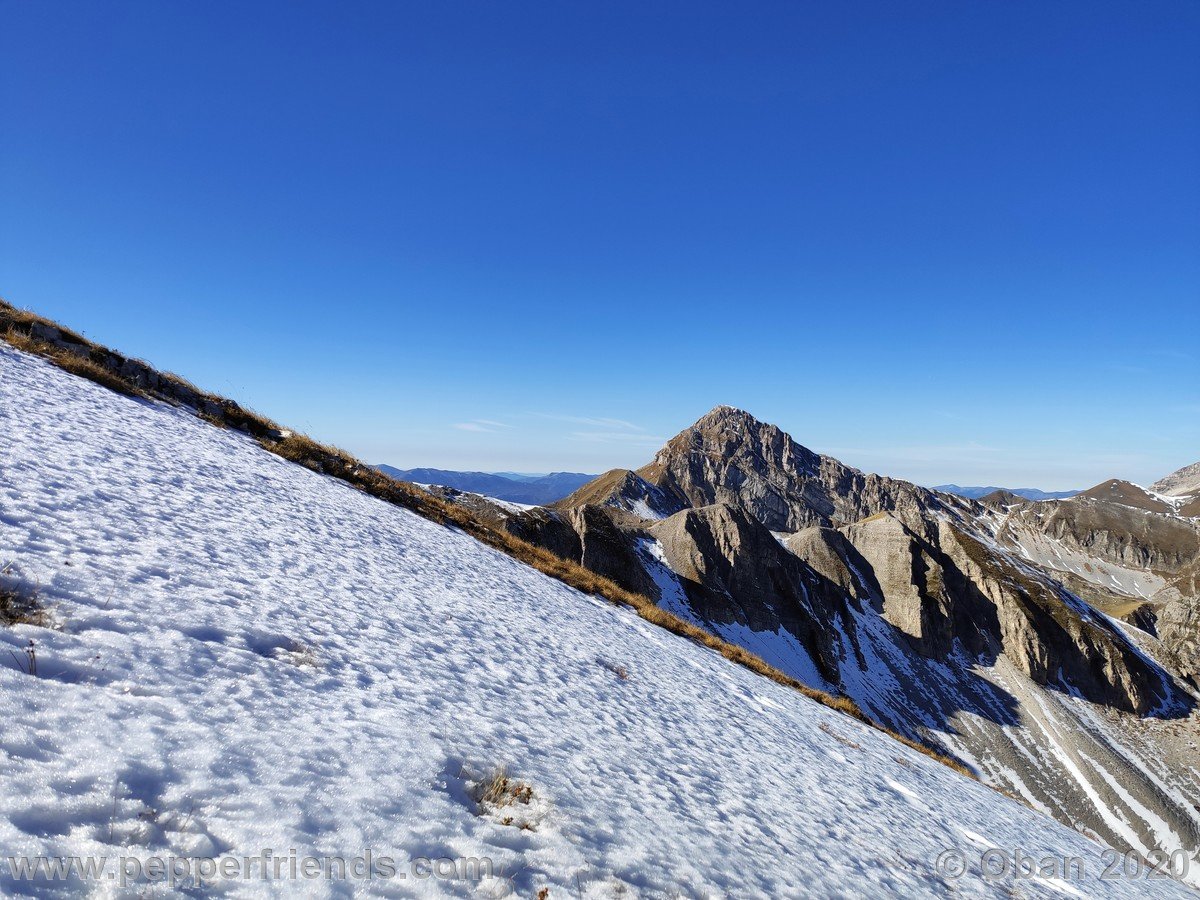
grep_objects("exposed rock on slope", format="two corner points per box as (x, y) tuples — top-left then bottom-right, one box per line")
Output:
(1157, 559), (1200, 683)
(646, 503), (841, 683)
(508, 406), (1200, 863)
(991, 480), (1200, 685)
(1002, 494), (1200, 575)
(564, 505), (660, 599)
(1154, 460), (1200, 498)
(1077, 479), (1177, 514)
(633, 406), (950, 534)
(806, 511), (1174, 715)
(553, 469), (681, 520)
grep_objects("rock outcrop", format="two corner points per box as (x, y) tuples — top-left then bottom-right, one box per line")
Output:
(1004, 496), (1200, 575)
(1154, 460), (1200, 497)
(634, 406), (950, 535)
(646, 504), (840, 681)
(553, 469), (681, 520)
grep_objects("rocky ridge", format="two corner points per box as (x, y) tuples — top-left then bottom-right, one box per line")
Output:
(461, 407), (1200, 862)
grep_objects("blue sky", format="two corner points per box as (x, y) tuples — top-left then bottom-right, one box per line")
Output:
(2, 1), (1197, 489)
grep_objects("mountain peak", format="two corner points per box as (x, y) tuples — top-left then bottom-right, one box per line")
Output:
(691, 405), (764, 430)
(1078, 479), (1177, 515)
(657, 407), (799, 466)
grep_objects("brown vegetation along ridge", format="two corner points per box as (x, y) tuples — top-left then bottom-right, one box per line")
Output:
(0, 298), (970, 777)
(1076, 479), (1178, 515)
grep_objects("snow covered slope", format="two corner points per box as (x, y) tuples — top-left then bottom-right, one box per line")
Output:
(0, 344), (1190, 897)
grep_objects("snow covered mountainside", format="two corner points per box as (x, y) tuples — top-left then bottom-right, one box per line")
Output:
(492, 407), (1200, 877)
(0, 350), (1192, 896)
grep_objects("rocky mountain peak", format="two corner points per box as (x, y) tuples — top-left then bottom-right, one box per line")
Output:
(496, 403), (1200, 856)
(619, 407), (947, 533)
(644, 406), (824, 483)
(691, 404), (764, 430)
(1153, 460), (1200, 497)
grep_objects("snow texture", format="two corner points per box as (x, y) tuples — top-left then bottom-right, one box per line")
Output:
(0, 344), (1189, 898)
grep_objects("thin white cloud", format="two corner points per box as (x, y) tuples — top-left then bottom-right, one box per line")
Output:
(532, 413), (643, 431)
(824, 442), (1003, 463)
(568, 431), (664, 445)
(453, 418), (515, 433)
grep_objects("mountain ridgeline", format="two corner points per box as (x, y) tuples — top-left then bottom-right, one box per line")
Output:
(374, 467), (594, 505)
(446, 406), (1200, 864)
(935, 484), (1080, 501)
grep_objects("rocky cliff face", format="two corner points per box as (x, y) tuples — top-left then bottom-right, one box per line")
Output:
(990, 480), (1200, 686)
(494, 406), (1200, 859)
(646, 503), (842, 681)
(789, 511), (1175, 714)
(1157, 560), (1200, 683)
(634, 406), (947, 534)
(940, 524), (1174, 715)
(1003, 496), (1200, 575)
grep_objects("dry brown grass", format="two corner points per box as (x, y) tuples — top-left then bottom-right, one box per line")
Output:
(3, 327), (146, 399)
(0, 297), (975, 780)
(0, 567), (49, 628)
(474, 770), (534, 811)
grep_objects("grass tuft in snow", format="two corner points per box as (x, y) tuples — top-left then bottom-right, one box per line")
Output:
(7, 639), (38, 676)
(472, 769), (542, 830)
(475, 770), (534, 810)
(0, 564), (50, 628)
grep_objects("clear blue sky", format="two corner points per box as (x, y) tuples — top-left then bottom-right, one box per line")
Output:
(3, 1), (1197, 489)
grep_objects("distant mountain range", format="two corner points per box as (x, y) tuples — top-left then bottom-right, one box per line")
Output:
(933, 484), (1079, 501)
(375, 466), (595, 505)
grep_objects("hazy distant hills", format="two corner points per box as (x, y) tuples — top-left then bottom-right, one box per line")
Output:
(375, 466), (595, 505)
(934, 484), (1079, 501)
